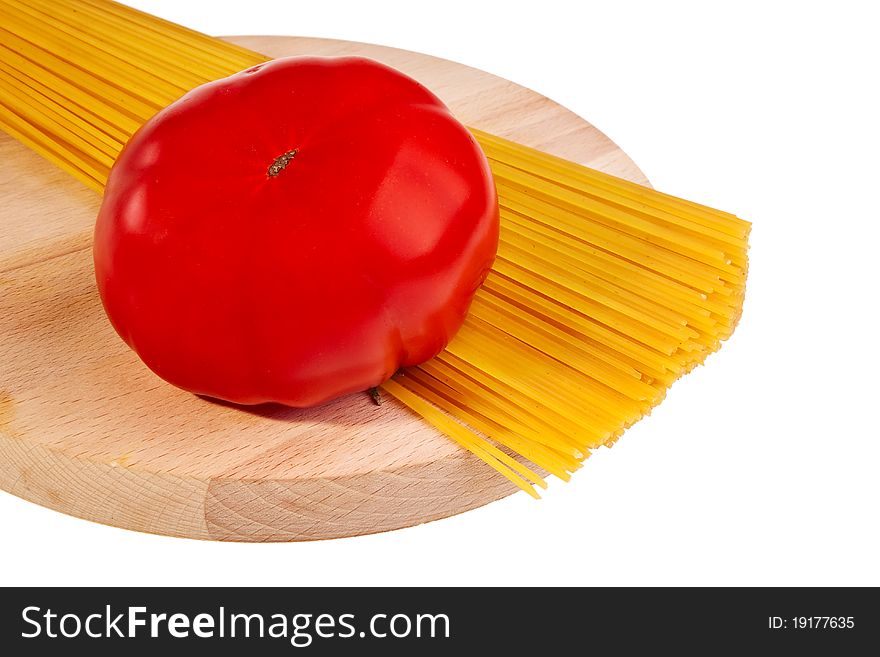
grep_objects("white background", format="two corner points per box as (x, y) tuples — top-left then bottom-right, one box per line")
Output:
(3, 0), (878, 586)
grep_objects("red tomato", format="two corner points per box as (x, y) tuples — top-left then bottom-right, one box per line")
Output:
(94, 57), (499, 407)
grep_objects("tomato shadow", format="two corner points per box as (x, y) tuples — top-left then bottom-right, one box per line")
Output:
(196, 391), (384, 427)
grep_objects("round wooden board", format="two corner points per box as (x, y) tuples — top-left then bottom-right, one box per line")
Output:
(0, 36), (648, 542)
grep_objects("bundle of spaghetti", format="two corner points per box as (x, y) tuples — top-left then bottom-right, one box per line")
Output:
(0, 0), (749, 497)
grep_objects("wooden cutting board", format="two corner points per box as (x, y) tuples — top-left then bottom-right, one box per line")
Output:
(0, 36), (648, 541)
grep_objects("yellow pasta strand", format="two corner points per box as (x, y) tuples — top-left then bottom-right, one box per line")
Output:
(0, 0), (750, 497)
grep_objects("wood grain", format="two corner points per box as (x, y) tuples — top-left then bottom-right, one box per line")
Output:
(0, 36), (648, 541)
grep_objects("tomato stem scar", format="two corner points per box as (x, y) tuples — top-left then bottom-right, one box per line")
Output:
(267, 148), (298, 177)
(368, 387), (382, 406)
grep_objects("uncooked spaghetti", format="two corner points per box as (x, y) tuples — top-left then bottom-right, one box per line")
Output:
(0, 0), (750, 496)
